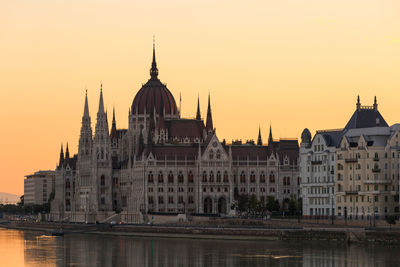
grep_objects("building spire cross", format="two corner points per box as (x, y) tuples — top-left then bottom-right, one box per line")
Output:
(150, 37), (159, 79)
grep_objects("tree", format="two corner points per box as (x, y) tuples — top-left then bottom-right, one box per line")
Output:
(386, 215), (396, 229)
(266, 196), (279, 212)
(18, 195), (24, 207)
(237, 194), (249, 214)
(248, 194), (258, 215)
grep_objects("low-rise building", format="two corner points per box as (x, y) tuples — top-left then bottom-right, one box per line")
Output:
(24, 170), (55, 205)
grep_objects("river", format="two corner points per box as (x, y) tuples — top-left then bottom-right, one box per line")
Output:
(0, 228), (399, 266)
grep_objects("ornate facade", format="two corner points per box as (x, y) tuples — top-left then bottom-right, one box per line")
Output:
(51, 46), (299, 223)
(300, 96), (400, 219)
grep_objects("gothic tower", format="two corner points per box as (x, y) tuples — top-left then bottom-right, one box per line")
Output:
(92, 85), (112, 212)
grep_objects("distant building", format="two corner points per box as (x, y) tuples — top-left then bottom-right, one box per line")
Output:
(300, 96), (400, 219)
(50, 45), (300, 223)
(24, 170), (55, 205)
(300, 128), (341, 217)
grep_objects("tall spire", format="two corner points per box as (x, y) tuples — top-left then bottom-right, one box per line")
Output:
(268, 125), (273, 145)
(110, 106), (117, 138)
(65, 142), (70, 159)
(98, 84), (105, 114)
(150, 37), (159, 79)
(257, 126), (262, 146)
(59, 143), (64, 166)
(196, 94), (201, 120)
(206, 93), (213, 132)
(373, 96), (378, 111)
(356, 95), (361, 111)
(84, 89), (90, 117)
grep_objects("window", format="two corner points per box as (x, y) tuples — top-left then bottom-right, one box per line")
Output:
(178, 196), (184, 204)
(168, 172), (174, 183)
(148, 172), (154, 183)
(216, 150), (221, 159)
(240, 171), (246, 183)
(202, 171), (207, 182)
(188, 171), (194, 183)
(178, 172), (184, 183)
(216, 171), (221, 183)
(260, 172), (266, 183)
(148, 196), (154, 204)
(158, 172), (164, 183)
(250, 172), (256, 183)
(269, 172), (275, 183)
(168, 196), (174, 204)
(158, 196), (164, 204)
(209, 150), (214, 159)
(209, 171), (214, 183)
(223, 171), (229, 183)
(100, 175), (105, 186)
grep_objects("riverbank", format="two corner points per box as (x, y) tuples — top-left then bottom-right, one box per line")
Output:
(2, 221), (400, 244)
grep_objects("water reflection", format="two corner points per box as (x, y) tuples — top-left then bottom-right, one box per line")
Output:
(1, 228), (399, 266)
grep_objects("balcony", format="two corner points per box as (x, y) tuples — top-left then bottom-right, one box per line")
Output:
(345, 158), (358, 163)
(365, 180), (391, 184)
(372, 167), (381, 173)
(345, 190), (358, 195)
(373, 157), (379, 162)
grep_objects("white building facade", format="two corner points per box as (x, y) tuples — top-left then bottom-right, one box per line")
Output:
(24, 170), (55, 205)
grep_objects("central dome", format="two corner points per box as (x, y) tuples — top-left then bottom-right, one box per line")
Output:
(131, 46), (178, 116)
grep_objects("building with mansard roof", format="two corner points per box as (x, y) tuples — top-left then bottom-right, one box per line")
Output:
(50, 45), (299, 223)
(300, 96), (400, 220)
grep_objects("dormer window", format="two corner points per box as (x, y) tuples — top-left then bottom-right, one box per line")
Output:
(376, 118), (380, 124)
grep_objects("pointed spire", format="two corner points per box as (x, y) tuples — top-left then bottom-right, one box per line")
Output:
(98, 84), (105, 114)
(84, 89), (90, 117)
(110, 106), (117, 138)
(356, 95), (361, 111)
(65, 142), (70, 159)
(206, 93), (213, 132)
(373, 96), (378, 111)
(268, 125), (273, 145)
(150, 37), (159, 79)
(257, 126), (262, 146)
(59, 143), (64, 166)
(196, 94), (201, 120)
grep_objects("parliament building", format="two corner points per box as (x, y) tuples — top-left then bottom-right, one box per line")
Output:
(50, 46), (299, 223)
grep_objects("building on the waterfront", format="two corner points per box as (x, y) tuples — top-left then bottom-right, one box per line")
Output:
(50, 45), (300, 223)
(300, 96), (400, 219)
(300, 128), (341, 217)
(24, 170), (55, 205)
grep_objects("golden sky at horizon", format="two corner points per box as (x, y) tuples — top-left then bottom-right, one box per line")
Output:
(0, 0), (399, 195)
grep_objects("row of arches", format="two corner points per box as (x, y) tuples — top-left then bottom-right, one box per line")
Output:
(148, 171), (194, 184)
(202, 171), (229, 183)
(203, 197), (227, 214)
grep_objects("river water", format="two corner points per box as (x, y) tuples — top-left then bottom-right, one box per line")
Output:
(0, 228), (399, 266)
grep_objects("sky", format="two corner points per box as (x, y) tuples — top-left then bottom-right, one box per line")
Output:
(0, 0), (399, 195)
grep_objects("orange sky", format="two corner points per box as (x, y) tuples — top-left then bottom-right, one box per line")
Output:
(0, 0), (399, 195)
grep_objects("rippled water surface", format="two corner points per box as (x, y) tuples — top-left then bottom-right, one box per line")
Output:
(1, 228), (400, 266)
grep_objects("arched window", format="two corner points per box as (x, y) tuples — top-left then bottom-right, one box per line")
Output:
(148, 171), (154, 183)
(158, 172), (164, 183)
(216, 171), (221, 183)
(260, 172), (265, 183)
(66, 180), (71, 189)
(240, 171), (246, 183)
(269, 172), (275, 183)
(223, 171), (229, 183)
(178, 172), (184, 183)
(209, 171), (214, 183)
(202, 171), (207, 182)
(188, 171), (194, 183)
(216, 150), (221, 159)
(250, 172), (256, 183)
(168, 172), (174, 183)
(209, 150), (214, 159)
(101, 175), (105, 186)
